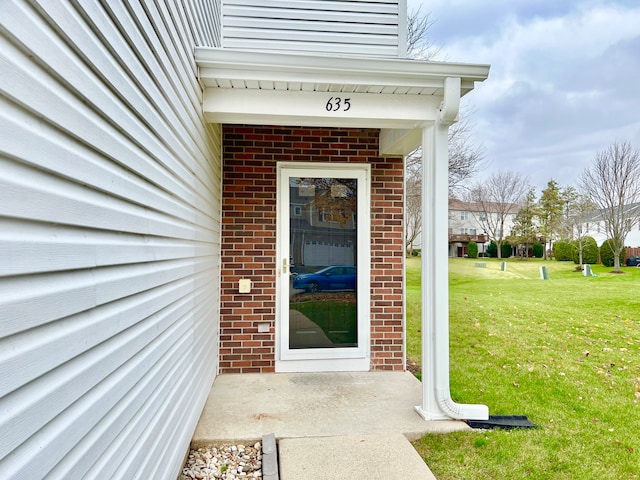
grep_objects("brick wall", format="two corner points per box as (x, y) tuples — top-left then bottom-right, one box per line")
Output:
(220, 125), (404, 373)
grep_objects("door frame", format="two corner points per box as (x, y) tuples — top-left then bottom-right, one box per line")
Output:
(275, 162), (371, 372)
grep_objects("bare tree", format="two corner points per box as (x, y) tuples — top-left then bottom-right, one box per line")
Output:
(445, 110), (485, 196)
(405, 108), (485, 193)
(558, 185), (579, 240)
(466, 171), (529, 259)
(404, 115), (484, 251)
(406, 6), (484, 189)
(403, 9), (483, 250)
(560, 186), (596, 266)
(404, 162), (422, 255)
(579, 140), (640, 272)
(406, 6), (440, 60)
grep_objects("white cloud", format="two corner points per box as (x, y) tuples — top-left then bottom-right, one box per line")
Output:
(409, 0), (640, 190)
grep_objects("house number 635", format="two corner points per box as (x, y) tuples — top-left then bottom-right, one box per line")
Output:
(325, 97), (351, 112)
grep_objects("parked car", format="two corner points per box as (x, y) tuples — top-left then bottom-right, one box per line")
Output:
(626, 255), (640, 267)
(292, 265), (356, 292)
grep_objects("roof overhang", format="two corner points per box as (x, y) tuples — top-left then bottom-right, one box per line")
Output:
(195, 48), (490, 155)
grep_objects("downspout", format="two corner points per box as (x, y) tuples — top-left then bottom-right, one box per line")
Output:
(415, 77), (489, 421)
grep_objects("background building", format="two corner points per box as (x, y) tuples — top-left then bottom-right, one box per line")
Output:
(448, 199), (518, 256)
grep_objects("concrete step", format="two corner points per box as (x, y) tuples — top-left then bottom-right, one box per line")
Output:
(278, 433), (437, 480)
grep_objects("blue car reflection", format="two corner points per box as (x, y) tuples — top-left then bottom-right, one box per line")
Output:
(292, 265), (357, 293)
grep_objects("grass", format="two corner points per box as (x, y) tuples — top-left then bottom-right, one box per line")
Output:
(407, 257), (640, 479)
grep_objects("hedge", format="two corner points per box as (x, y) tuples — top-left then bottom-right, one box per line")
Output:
(572, 236), (598, 265)
(533, 242), (544, 258)
(553, 240), (573, 261)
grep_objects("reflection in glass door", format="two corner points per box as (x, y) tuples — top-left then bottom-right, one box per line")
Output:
(288, 177), (358, 349)
(277, 164), (370, 369)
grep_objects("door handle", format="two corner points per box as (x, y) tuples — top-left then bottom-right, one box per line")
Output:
(283, 258), (288, 274)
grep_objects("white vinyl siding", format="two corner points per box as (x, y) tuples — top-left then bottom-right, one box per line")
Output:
(187, 0), (222, 47)
(0, 2), (221, 480)
(222, 0), (407, 57)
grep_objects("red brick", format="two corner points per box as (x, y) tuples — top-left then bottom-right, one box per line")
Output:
(219, 125), (404, 374)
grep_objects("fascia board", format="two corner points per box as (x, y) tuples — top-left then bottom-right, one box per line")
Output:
(195, 47), (490, 89)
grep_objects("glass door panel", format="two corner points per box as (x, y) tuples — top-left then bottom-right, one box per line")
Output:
(277, 163), (370, 369)
(288, 177), (358, 349)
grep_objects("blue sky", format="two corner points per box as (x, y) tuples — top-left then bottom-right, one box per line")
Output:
(407, 0), (640, 191)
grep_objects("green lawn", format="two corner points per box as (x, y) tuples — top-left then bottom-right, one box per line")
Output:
(407, 257), (640, 479)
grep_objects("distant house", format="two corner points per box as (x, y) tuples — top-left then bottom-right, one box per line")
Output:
(448, 199), (518, 256)
(0, 2), (489, 478)
(579, 203), (640, 248)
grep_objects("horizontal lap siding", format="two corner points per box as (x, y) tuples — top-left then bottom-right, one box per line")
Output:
(0, 1), (221, 479)
(222, 0), (404, 56)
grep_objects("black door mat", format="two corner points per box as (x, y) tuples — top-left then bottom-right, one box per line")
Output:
(466, 415), (536, 430)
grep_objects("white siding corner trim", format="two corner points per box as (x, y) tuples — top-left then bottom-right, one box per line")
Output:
(0, 2), (221, 479)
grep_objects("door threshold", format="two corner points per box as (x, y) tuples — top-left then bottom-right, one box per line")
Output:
(276, 357), (370, 373)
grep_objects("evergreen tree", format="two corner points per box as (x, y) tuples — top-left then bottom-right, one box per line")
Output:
(509, 187), (538, 257)
(538, 180), (564, 259)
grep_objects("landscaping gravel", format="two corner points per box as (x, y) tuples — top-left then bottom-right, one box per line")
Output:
(181, 442), (263, 479)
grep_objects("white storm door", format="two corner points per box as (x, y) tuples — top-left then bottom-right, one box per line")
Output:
(276, 163), (370, 372)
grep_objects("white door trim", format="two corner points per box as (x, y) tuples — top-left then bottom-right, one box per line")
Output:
(275, 162), (371, 372)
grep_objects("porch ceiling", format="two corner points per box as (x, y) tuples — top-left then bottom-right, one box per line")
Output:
(195, 47), (490, 154)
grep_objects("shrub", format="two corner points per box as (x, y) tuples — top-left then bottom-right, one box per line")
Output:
(486, 241), (497, 258)
(501, 242), (512, 259)
(467, 241), (478, 258)
(572, 236), (598, 265)
(600, 239), (626, 267)
(532, 242), (544, 258)
(553, 240), (574, 261)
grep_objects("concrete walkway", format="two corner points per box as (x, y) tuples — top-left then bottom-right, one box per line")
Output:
(192, 371), (470, 479)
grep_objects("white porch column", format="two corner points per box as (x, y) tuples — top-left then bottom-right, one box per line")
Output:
(415, 78), (489, 421)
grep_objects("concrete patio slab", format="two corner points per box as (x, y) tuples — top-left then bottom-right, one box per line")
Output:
(192, 371), (469, 446)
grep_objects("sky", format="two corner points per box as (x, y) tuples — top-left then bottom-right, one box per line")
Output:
(406, 0), (640, 192)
